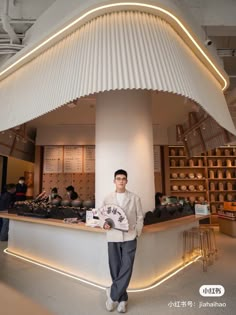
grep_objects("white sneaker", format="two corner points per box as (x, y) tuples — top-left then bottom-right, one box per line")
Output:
(117, 301), (128, 313)
(105, 287), (118, 312)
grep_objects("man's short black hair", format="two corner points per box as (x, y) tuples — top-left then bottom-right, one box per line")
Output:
(19, 176), (25, 181)
(66, 185), (74, 192)
(114, 169), (128, 178)
(155, 192), (163, 207)
(52, 187), (58, 193)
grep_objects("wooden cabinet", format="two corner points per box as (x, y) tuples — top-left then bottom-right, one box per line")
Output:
(206, 147), (236, 214)
(165, 146), (207, 204)
(218, 208), (236, 237)
(165, 146), (236, 217)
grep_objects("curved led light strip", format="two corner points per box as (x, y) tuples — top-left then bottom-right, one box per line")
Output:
(4, 248), (201, 293)
(0, 2), (227, 90)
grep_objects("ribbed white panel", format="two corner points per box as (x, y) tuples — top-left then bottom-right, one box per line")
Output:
(0, 11), (235, 134)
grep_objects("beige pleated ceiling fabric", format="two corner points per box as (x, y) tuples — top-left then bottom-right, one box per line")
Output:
(0, 11), (235, 134)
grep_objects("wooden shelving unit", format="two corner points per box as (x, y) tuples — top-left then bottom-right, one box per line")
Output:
(206, 147), (236, 215)
(165, 145), (236, 223)
(165, 146), (207, 204)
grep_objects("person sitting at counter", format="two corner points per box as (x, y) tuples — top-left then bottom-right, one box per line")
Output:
(144, 192), (164, 225)
(15, 176), (27, 201)
(66, 185), (79, 201)
(0, 183), (16, 241)
(155, 192), (164, 207)
(49, 187), (62, 202)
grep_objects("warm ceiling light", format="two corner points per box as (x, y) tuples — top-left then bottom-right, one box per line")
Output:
(0, 2), (228, 90)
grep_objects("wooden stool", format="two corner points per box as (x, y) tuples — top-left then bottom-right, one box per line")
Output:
(183, 228), (212, 271)
(194, 226), (218, 263)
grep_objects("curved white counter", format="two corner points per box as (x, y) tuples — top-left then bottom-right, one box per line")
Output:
(0, 213), (207, 290)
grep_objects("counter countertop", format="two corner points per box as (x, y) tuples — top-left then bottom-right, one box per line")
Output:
(0, 212), (209, 234)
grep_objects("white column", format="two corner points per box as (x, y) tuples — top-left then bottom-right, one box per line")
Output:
(95, 90), (155, 212)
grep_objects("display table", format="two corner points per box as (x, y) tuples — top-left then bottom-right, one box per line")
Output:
(218, 208), (236, 237)
(0, 213), (208, 290)
(218, 217), (236, 237)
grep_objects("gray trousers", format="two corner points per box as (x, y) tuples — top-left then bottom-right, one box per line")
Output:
(108, 239), (137, 302)
(0, 218), (9, 241)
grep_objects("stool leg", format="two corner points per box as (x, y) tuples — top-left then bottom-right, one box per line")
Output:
(200, 231), (208, 272)
(206, 229), (214, 265)
(183, 230), (187, 264)
(210, 228), (218, 260)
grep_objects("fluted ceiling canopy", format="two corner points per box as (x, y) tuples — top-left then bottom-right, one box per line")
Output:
(0, 9), (235, 135)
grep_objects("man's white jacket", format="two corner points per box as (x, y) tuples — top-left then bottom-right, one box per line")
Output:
(101, 190), (144, 242)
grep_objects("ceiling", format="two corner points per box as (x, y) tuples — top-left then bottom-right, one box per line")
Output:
(207, 32), (236, 92)
(0, 0), (55, 63)
(1, 1), (236, 86)
(27, 92), (195, 134)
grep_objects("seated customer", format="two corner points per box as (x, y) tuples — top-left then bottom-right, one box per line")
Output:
(66, 185), (79, 201)
(49, 187), (62, 202)
(155, 192), (164, 207)
(144, 192), (164, 225)
(0, 183), (16, 241)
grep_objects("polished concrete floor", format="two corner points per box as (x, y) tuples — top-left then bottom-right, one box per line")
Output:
(0, 228), (235, 315)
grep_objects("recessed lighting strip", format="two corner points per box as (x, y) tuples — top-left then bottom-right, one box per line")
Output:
(4, 248), (201, 293)
(0, 2), (227, 90)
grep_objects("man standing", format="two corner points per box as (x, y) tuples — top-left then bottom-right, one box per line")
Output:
(0, 183), (16, 241)
(102, 169), (143, 313)
(15, 176), (27, 201)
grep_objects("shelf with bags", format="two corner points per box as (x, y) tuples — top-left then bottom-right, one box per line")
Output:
(208, 178), (236, 181)
(170, 190), (206, 193)
(209, 190), (236, 192)
(166, 146), (236, 217)
(170, 178), (206, 181)
(169, 166), (205, 169)
(165, 146), (207, 199)
(209, 191), (236, 202)
(207, 147), (236, 156)
(207, 166), (236, 169)
(207, 155), (236, 158)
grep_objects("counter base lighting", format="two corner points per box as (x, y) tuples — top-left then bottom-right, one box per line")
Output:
(4, 248), (201, 293)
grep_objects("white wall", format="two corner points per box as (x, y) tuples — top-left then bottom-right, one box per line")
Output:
(36, 124), (169, 146)
(7, 157), (34, 184)
(36, 125), (96, 145)
(153, 124), (168, 145)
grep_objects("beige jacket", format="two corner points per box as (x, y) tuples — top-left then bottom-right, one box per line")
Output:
(101, 190), (144, 242)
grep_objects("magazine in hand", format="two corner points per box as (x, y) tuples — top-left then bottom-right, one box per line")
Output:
(98, 204), (129, 232)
